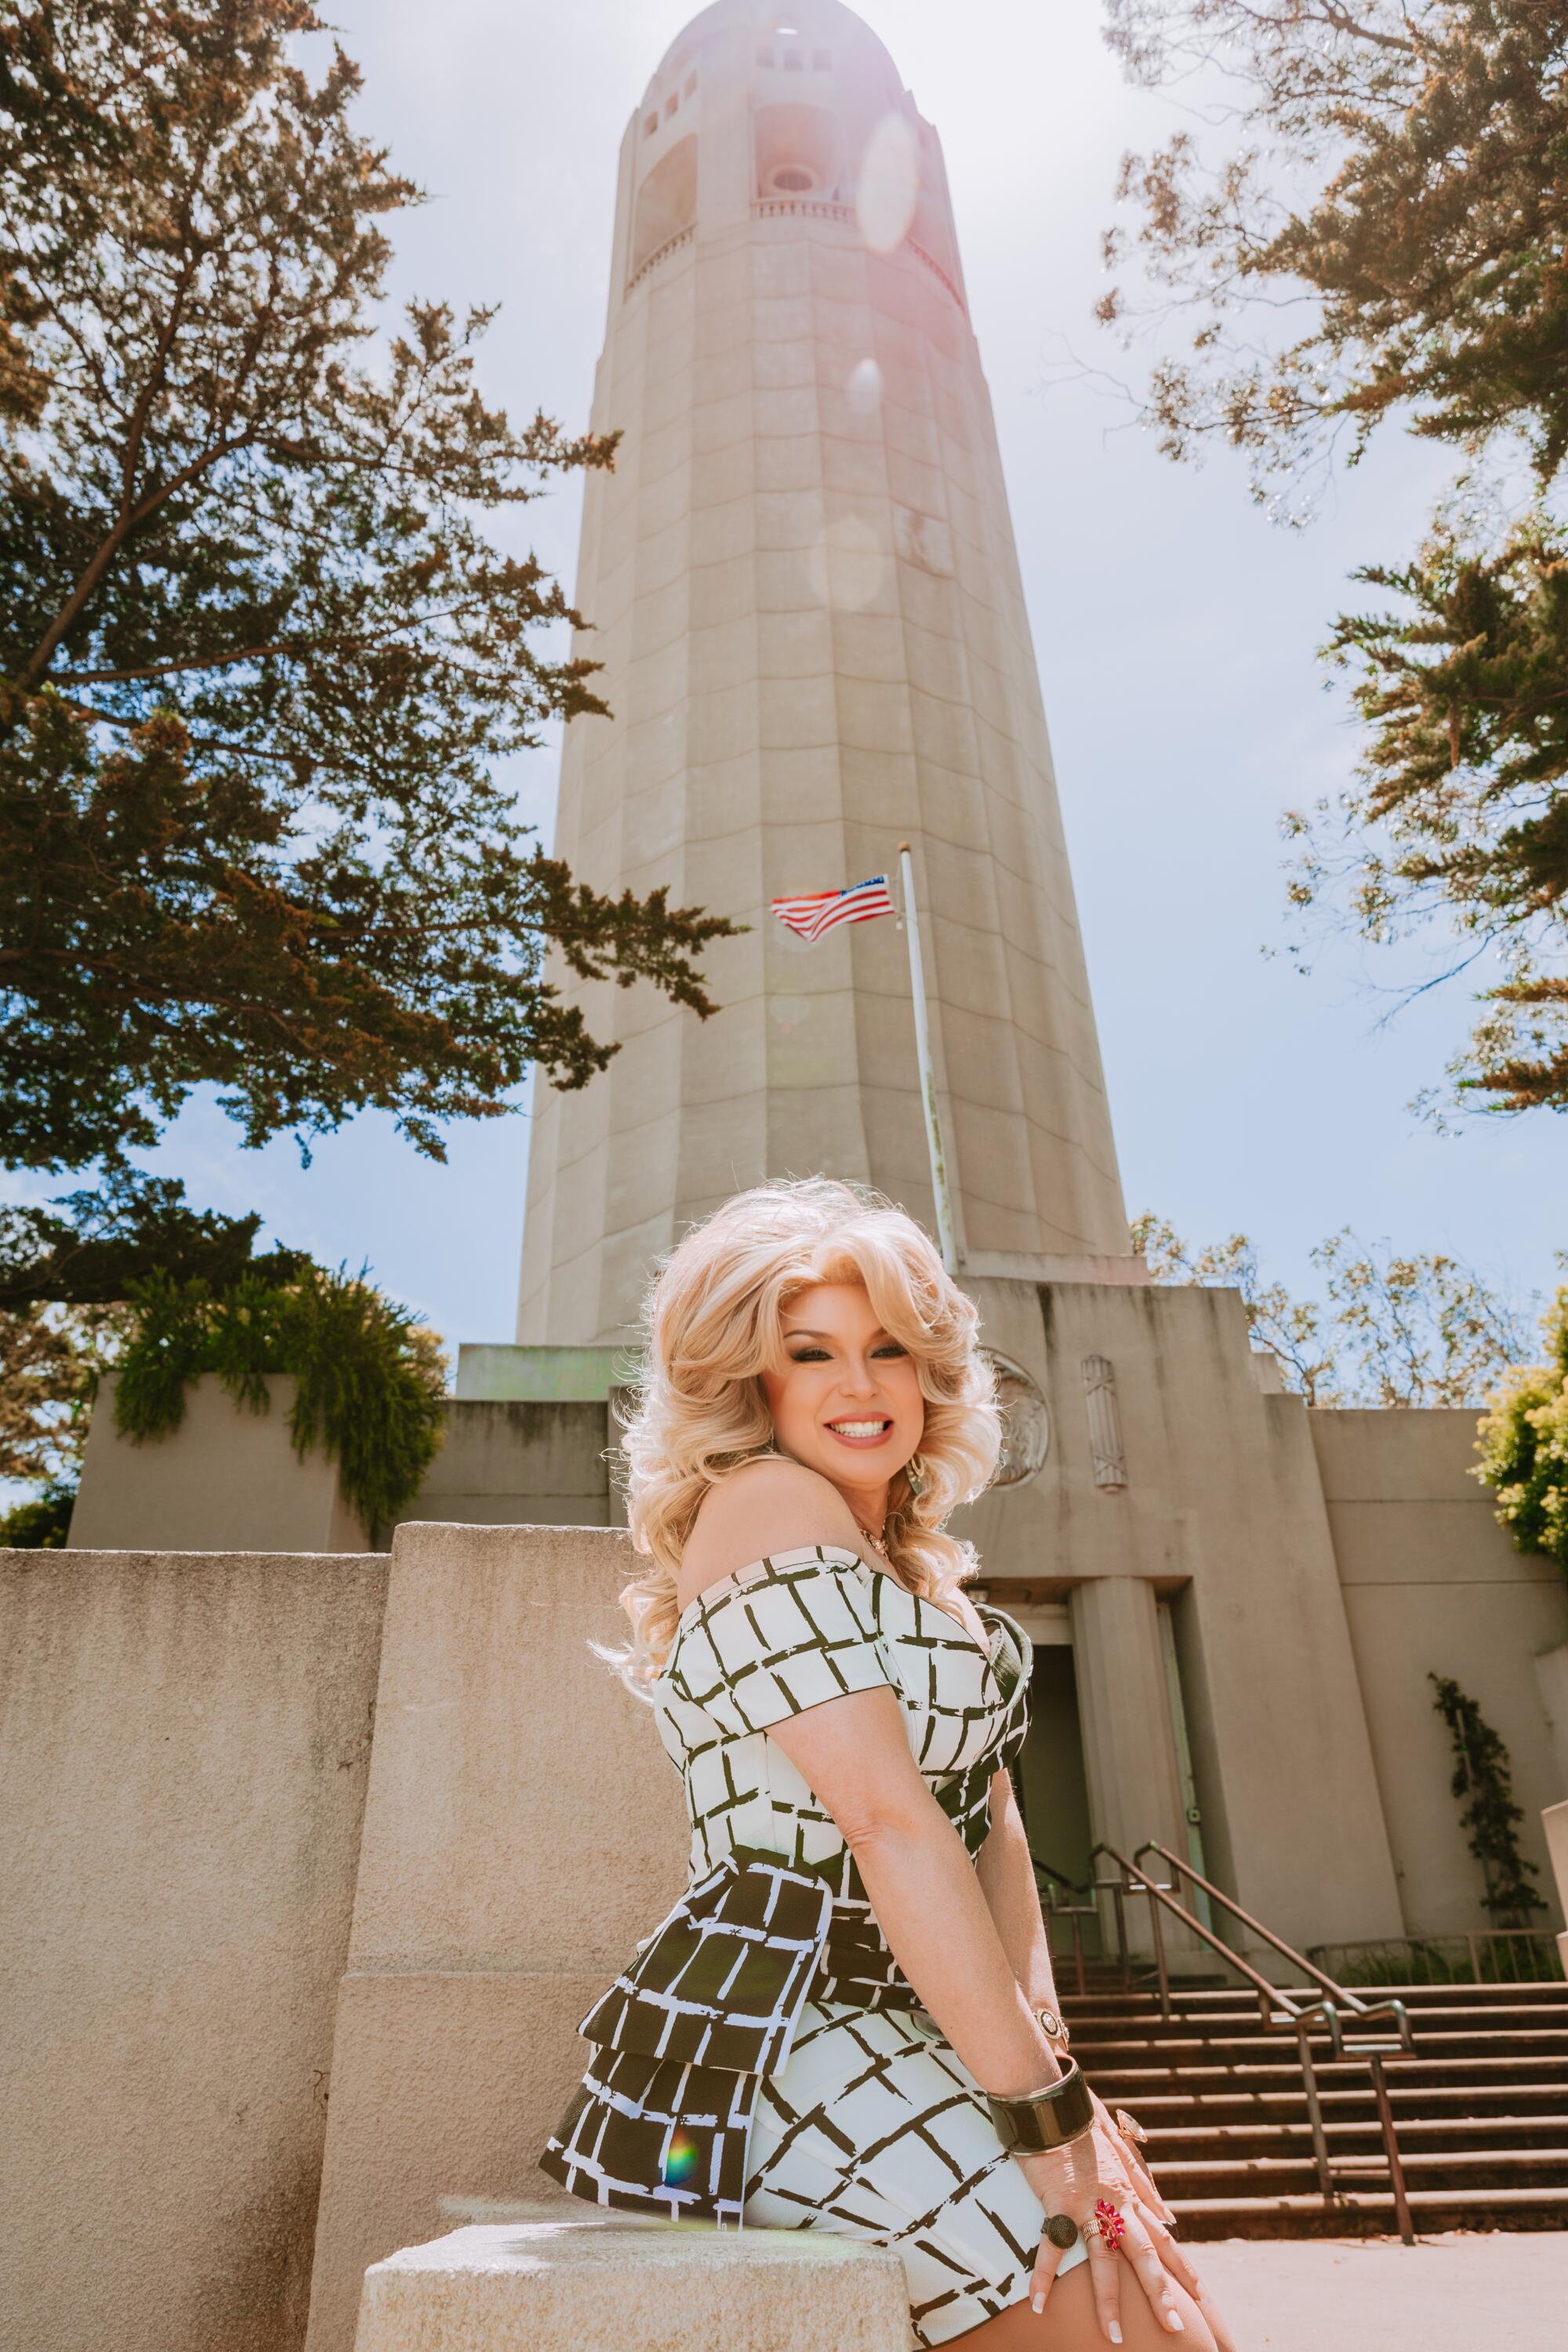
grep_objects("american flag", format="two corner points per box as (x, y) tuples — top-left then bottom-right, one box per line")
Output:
(770, 873), (897, 944)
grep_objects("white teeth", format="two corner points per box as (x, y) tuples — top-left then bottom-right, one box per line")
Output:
(829, 1420), (890, 1438)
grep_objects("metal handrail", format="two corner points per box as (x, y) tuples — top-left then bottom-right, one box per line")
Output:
(1031, 1853), (1099, 1996)
(1092, 1838), (1417, 2243)
(1029, 1851), (1094, 1896)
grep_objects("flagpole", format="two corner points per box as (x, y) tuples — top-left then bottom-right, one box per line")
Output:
(898, 842), (959, 1276)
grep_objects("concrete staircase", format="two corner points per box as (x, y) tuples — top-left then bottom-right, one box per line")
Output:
(1061, 1976), (1568, 2239)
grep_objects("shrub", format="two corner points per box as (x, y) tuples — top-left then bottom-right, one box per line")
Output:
(1475, 1287), (1568, 1573)
(113, 1265), (447, 1534)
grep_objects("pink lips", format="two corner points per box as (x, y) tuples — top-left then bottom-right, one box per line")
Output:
(824, 1417), (895, 1449)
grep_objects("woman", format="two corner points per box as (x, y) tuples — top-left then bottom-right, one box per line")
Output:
(543, 1178), (1236, 2350)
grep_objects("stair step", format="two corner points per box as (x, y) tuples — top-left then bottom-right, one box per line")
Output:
(1158, 2151), (1568, 2194)
(1058, 1964), (1566, 2238)
(1143, 2114), (1568, 2158)
(1168, 2183), (1568, 2241)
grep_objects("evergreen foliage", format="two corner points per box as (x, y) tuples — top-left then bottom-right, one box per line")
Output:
(0, 1170), (305, 1308)
(0, 1), (737, 1179)
(1475, 1284), (1568, 1569)
(114, 1263), (448, 1531)
(1098, 2), (1568, 1110)
(1428, 1671), (1548, 1925)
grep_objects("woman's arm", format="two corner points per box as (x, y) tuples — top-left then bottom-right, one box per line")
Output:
(977, 1766), (1061, 2020)
(768, 1687), (1063, 2100)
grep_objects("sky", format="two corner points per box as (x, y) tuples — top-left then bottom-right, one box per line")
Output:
(14, 0), (1559, 1370)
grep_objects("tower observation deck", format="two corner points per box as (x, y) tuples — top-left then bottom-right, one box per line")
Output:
(517, 0), (1130, 1342)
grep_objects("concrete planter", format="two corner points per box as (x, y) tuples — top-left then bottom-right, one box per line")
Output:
(69, 1371), (371, 1552)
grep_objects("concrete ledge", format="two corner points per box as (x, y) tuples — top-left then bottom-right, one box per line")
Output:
(352, 2217), (909, 2352)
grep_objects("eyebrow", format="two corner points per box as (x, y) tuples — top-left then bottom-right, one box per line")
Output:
(782, 1326), (894, 1341)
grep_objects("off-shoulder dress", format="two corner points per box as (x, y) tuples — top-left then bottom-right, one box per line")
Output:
(541, 1544), (1087, 2347)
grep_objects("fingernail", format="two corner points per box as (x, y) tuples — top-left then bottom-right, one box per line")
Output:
(1168, 2318), (1185, 2334)
(1109, 2329), (1123, 2346)
(1032, 2296), (1044, 2315)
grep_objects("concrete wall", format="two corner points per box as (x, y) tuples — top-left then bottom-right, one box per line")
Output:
(1311, 1410), (1568, 1937)
(953, 1277), (1405, 1954)
(71, 1374), (369, 1552)
(71, 1385), (616, 1555)
(1, 1547), (390, 2352)
(393, 1399), (615, 1530)
(302, 1522), (687, 2352)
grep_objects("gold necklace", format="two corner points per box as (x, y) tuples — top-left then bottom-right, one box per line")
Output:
(857, 1522), (891, 1562)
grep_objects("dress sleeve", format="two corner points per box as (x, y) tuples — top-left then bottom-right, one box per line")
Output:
(666, 1550), (896, 1737)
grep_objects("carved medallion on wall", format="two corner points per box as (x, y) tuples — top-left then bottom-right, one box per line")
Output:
(984, 1351), (1051, 1488)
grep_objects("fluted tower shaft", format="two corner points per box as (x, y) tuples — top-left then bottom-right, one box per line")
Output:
(518, 0), (1127, 1341)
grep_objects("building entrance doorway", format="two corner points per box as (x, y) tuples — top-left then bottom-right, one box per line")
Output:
(1008, 1606), (1098, 1951)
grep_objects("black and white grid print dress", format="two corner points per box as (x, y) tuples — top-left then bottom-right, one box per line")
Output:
(540, 1544), (1090, 2347)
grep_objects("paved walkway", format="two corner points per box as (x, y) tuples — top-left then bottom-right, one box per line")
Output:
(1189, 2232), (1566, 2350)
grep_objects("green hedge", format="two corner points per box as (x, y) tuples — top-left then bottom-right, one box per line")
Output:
(114, 1265), (447, 1531)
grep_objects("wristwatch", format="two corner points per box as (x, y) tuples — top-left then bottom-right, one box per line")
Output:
(986, 2054), (1095, 2155)
(1035, 2004), (1070, 2053)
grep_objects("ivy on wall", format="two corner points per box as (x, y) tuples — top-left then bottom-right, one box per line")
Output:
(1475, 1287), (1568, 1575)
(1428, 1675), (1547, 1929)
(114, 1266), (447, 1534)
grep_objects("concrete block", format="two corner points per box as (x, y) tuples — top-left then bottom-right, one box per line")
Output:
(303, 1524), (690, 2352)
(70, 1372), (369, 1552)
(352, 2219), (909, 2352)
(2, 1547), (387, 2352)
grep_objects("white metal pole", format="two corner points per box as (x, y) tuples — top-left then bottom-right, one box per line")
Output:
(898, 841), (958, 1275)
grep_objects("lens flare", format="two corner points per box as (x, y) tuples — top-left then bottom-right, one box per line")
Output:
(847, 357), (883, 414)
(662, 2129), (701, 2186)
(856, 114), (919, 255)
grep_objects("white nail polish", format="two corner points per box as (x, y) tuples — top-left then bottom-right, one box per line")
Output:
(1032, 2294), (1044, 2315)
(1109, 2328), (1123, 2346)
(1169, 2318), (1185, 2334)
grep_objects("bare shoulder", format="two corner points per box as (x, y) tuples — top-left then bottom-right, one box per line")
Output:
(677, 1458), (863, 1613)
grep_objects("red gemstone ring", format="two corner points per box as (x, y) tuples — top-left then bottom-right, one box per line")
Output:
(1094, 2199), (1127, 2253)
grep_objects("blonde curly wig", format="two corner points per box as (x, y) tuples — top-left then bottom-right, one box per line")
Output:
(604, 1177), (1001, 1691)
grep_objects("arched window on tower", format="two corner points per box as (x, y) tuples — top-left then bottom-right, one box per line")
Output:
(753, 103), (839, 201)
(630, 133), (698, 279)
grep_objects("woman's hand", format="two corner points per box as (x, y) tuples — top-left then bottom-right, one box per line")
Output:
(1013, 2134), (1189, 2341)
(1091, 2089), (1174, 2223)
(1085, 2102), (1240, 2352)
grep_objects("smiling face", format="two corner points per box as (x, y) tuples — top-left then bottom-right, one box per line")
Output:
(759, 1279), (926, 1521)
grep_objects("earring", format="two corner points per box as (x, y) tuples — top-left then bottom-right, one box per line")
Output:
(906, 1455), (927, 1500)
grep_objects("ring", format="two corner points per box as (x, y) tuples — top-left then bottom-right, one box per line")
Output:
(1114, 2108), (1148, 2148)
(1094, 2199), (1127, 2253)
(1042, 2214), (1080, 2252)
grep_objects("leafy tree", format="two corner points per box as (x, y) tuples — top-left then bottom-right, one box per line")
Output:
(0, 1), (736, 1178)
(0, 1476), (77, 1548)
(1098, 2), (1568, 1109)
(0, 1298), (116, 1480)
(0, 1170), (304, 1307)
(1134, 1213), (1532, 1403)
(1429, 1672), (1548, 1925)
(1475, 1283), (1568, 1569)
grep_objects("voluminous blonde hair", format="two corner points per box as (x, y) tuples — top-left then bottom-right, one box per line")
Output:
(607, 1177), (1001, 1690)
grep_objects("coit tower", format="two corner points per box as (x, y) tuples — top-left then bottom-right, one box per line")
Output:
(517, 0), (1129, 1343)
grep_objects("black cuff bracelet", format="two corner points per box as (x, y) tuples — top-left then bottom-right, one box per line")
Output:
(986, 2055), (1095, 2155)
